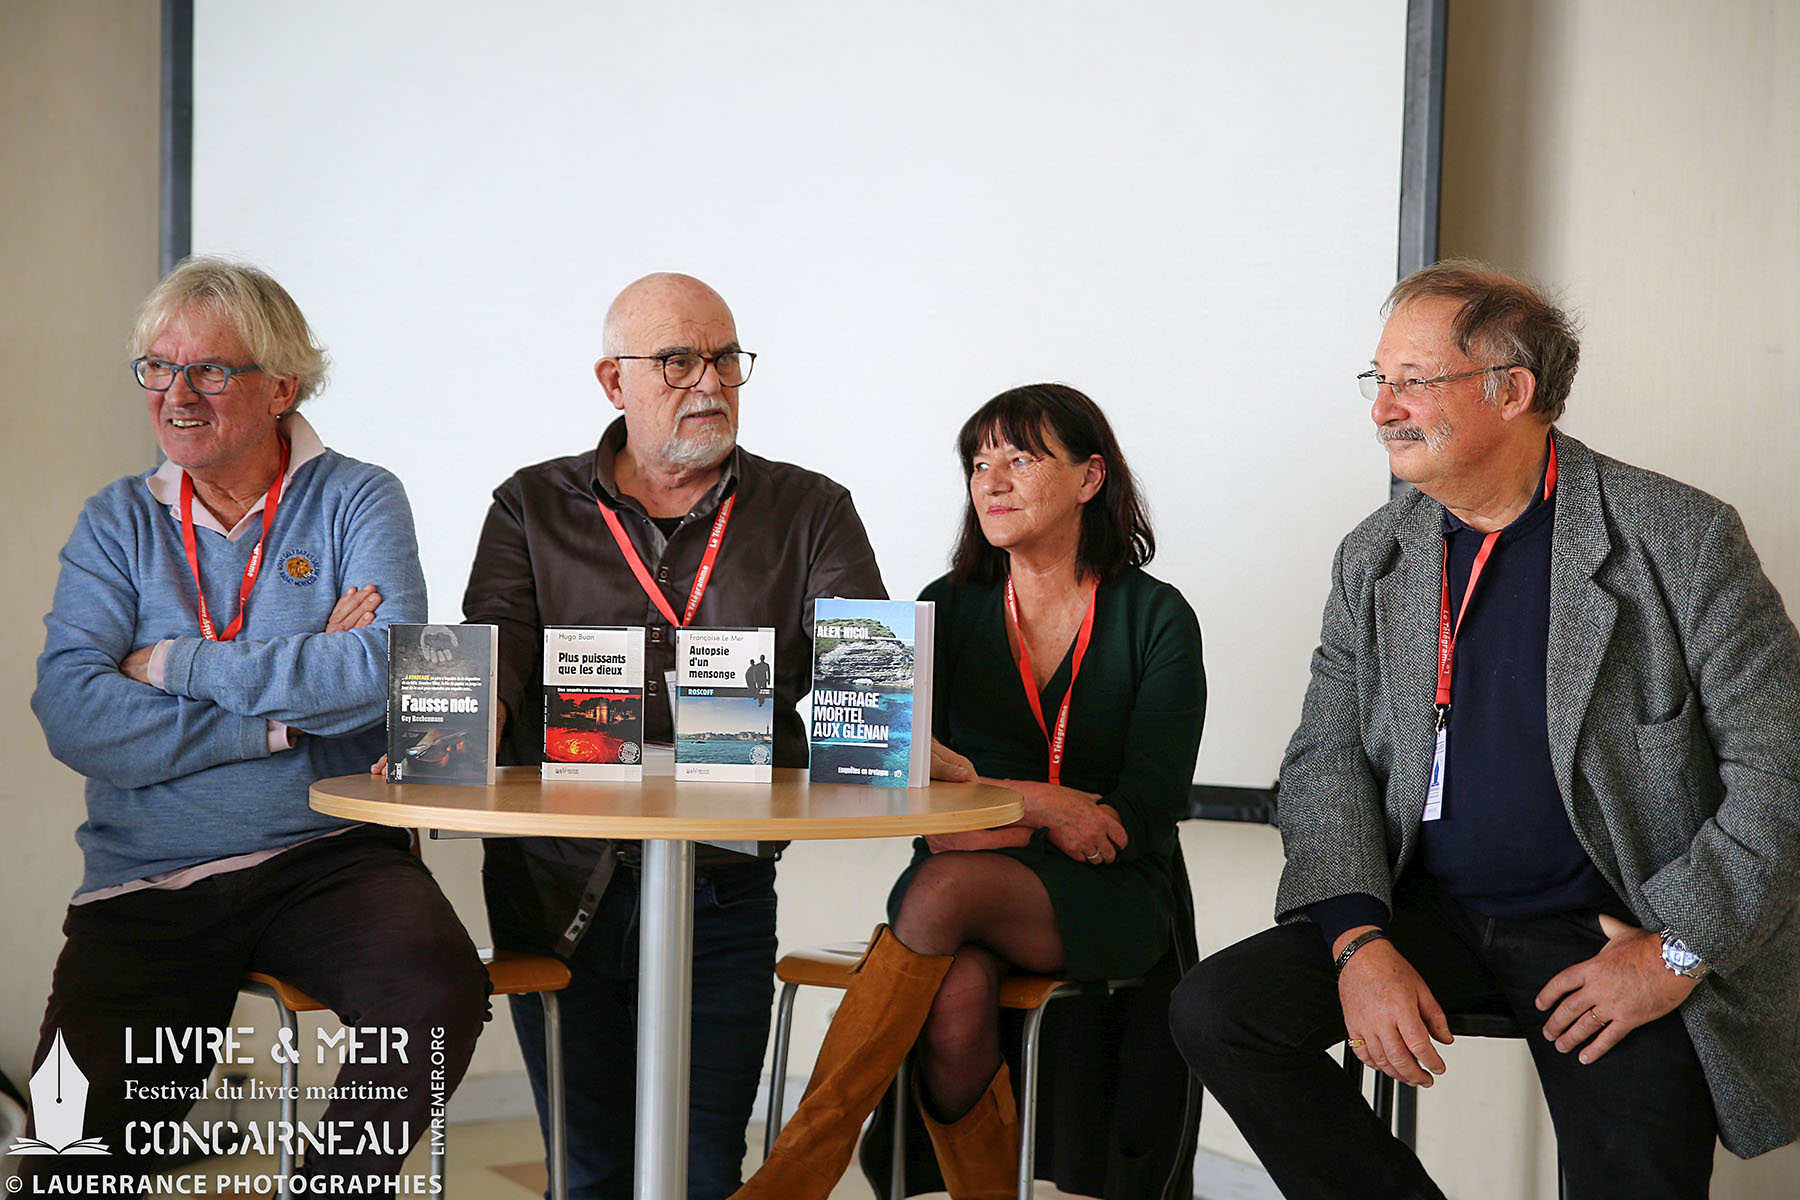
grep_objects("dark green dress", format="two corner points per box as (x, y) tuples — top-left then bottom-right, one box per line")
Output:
(888, 566), (1206, 980)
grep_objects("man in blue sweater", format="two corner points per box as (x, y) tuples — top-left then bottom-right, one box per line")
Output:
(26, 258), (488, 1192)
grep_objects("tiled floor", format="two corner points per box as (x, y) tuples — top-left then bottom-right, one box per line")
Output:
(162, 1115), (1078, 1198)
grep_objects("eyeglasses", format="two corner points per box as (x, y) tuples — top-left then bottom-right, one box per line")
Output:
(614, 350), (756, 389)
(1357, 364), (1521, 403)
(132, 357), (263, 395)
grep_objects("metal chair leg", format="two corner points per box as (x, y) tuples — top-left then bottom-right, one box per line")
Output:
(1372, 1071), (1394, 1128)
(1017, 1000), (1054, 1200)
(763, 981), (799, 1154)
(275, 1001), (298, 1200)
(1395, 1079), (1418, 1148)
(889, 1055), (907, 1200)
(544, 991), (567, 1200)
(430, 1121), (446, 1195)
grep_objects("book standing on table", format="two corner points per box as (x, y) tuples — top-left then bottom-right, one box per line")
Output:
(808, 598), (934, 787)
(675, 626), (775, 782)
(385, 623), (498, 785)
(542, 625), (646, 782)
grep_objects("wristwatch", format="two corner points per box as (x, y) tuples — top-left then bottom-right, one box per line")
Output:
(1659, 929), (1712, 980)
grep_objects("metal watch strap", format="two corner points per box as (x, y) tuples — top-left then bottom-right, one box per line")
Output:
(1334, 928), (1389, 974)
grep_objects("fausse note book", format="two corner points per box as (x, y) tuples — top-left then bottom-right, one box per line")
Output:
(385, 623), (499, 786)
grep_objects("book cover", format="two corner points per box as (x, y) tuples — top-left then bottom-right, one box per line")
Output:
(807, 599), (935, 787)
(675, 626), (775, 782)
(385, 623), (499, 786)
(542, 626), (646, 781)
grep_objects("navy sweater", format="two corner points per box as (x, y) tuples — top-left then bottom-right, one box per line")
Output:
(1311, 461), (1614, 946)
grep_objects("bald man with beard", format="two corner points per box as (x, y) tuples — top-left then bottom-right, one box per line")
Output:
(464, 274), (885, 1199)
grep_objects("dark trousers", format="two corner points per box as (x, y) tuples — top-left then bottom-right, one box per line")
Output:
(1170, 876), (1717, 1200)
(21, 827), (490, 1195)
(485, 849), (779, 1200)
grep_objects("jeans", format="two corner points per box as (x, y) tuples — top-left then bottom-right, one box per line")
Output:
(1170, 875), (1716, 1200)
(485, 848), (779, 1200)
(21, 827), (491, 1197)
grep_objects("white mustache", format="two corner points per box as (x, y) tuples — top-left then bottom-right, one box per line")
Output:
(676, 394), (725, 420)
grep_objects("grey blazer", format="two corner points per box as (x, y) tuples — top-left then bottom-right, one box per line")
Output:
(1274, 429), (1800, 1157)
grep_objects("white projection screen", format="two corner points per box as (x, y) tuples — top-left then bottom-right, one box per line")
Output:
(192, 1), (1409, 788)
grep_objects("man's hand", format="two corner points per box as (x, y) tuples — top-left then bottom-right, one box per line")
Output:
(1535, 914), (1698, 1064)
(325, 584), (382, 632)
(1337, 929), (1453, 1087)
(924, 826), (1036, 853)
(999, 778), (1126, 864)
(930, 738), (976, 782)
(119, 646), (155, 685)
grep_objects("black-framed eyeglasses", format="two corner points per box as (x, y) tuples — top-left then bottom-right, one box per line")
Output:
(132, 356), (263, 395)
(1357, 363), (1522, 403)
(613, 350), (756, 389)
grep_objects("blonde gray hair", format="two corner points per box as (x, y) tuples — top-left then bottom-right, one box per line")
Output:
(1384, 259), (1581, 422)
(130, 257), (329, 406)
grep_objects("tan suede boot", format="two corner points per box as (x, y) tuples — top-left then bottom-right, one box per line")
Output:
(732, 925), (953, 1200)
(917, 1062), (1021, 1200)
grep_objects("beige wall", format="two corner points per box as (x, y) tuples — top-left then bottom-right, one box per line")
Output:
(1424, 1), (1796, 1195)
(0, 0), (163, 1092)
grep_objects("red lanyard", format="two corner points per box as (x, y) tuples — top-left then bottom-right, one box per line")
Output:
(179, 437), (290, 642)
(596, 493), (735, 628)
(1004, 576), (1099, 786)
(1435, 439), (1558, 717)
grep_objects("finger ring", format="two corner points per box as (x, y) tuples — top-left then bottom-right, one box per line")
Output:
(1347, 1038), (1366, 1048)
(1085, 851), (1102, 861)
(1587, 1012), (1611, 1026)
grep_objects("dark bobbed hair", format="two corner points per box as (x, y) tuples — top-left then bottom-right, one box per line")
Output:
(949, 383), (1155, 586)
(1385, 259), (1582, 422)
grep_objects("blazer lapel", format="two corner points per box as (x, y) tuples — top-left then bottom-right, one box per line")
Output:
(1374, 495), (1443, 851)
(1545, 431), (1618, 801)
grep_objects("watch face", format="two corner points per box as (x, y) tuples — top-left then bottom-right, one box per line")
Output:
(1663, 937), (1702, 972)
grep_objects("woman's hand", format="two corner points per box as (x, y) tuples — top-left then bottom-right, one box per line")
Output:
(995, 778), (1127, 864)
(930, 738), (976, 781)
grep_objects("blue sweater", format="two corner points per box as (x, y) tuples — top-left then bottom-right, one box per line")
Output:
(32, 448), (426, 895)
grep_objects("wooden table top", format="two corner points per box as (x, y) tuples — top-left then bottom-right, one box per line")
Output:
(310, 766), (1022, 841)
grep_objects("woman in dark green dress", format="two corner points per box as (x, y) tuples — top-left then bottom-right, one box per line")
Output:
(736, 384), (1205, 1200)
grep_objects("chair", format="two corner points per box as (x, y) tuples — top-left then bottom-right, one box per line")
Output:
(761, 940), (1141, 1200)
(242, 948), (571, 1200)
(1342, 1008), (1565, 1197)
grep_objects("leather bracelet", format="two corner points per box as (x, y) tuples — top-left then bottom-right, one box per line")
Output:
(1334, 928), (1389, 975)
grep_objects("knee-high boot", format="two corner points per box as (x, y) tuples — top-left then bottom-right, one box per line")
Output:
(918, 1062), (1020, 1200)
(733, 925), (952, 1200)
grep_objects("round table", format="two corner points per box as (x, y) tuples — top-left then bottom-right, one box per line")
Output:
(311, 766), (1021, 1200)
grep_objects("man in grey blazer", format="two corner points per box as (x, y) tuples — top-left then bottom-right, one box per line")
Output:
(1171, 262), (1800, 1199)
